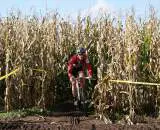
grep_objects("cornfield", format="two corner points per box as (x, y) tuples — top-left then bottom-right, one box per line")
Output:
(0, 8), (159, 122)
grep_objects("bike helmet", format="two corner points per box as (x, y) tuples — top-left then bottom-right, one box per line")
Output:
(76, 47), (86, 55)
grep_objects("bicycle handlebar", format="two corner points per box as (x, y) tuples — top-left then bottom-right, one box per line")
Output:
(75, 77), (96, 80)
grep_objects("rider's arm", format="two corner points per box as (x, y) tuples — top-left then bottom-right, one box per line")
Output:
(85, 58), (93, 77)
(86, 63), (92, 77)
(68, 55), (76, 79)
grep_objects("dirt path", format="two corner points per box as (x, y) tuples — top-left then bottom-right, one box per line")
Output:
(0, 101), (160, 130)
(1, 114), (160, 130)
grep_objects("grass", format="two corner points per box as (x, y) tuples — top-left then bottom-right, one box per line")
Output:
(0, 107), (50, 119)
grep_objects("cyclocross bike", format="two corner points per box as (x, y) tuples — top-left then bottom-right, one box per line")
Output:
(74, 76), (92, 116)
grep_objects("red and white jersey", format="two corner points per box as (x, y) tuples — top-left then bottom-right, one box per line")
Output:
(67, 54), (92, 78)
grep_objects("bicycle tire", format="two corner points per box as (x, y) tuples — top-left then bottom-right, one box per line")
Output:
(74, 78), (88, 116)
(79, 87), (88, 116)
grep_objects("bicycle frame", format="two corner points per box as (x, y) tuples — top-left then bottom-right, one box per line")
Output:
(74, 76), (91, 115)
(75, 76), (90, 101)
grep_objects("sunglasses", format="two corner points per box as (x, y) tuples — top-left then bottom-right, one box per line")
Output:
(78, 53), (85, 56)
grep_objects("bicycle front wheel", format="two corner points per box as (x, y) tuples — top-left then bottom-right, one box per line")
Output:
(79, 87), (88, 116)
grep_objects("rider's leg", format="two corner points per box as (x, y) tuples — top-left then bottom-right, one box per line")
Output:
(70, 77), (76, 97)
(70, 78), (79, 106)
(78, 71), (88, 114)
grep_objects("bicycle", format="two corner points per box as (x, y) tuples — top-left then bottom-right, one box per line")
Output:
(74, 76), (92, 116)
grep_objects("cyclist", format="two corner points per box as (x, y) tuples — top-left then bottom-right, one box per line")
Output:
(67, 47), (93, 103)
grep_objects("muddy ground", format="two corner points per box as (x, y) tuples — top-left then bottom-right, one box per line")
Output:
(0, 101), (160, 130)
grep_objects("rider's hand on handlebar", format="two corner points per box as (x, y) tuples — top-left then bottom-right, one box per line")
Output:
(88, 75), (92, 79)
(88, 75), (92, 84)
(70, 76), (75, 82)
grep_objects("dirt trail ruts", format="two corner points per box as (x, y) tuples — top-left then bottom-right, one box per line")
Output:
(1, 101), (160, 130)
(1, 116), (160, 130)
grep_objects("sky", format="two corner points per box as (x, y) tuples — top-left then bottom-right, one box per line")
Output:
(0, 0), (159, 19)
